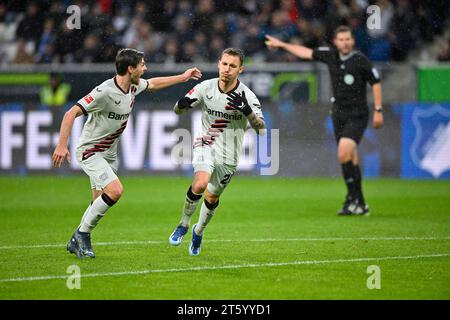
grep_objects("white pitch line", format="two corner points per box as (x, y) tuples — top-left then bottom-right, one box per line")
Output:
(0, 236), (449, 250)
(1, 253), (449, 283)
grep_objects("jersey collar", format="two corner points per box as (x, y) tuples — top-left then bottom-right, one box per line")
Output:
(339, 51), (356, 61)
(114, 76), (130, 94)
(218, 79), (240, 94)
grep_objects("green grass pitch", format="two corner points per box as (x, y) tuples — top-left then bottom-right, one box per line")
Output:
(0, 176), (449, 299)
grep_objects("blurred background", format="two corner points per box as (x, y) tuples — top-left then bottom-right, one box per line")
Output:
(0, 0), (449, 179)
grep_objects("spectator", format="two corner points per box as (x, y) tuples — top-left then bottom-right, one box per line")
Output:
(45, 1), (65, 28)
(36, 19), (56, 63)
(112, 7), (130, 35)
(163, 37), (182, 65)
(179, 41), (205, 63)
(193, 31), (209, 59)
(74, 33), (101, 63)
(266, 10), (297, 41)
(348, 13), (370, 56)
(11, 38), (34, 64)
(123, 21), (163, 59)
(367, 0), (394, 61)
(389, 0), (418, 61)
(175, 15), (195, 44)
(209, 36), (226, 61)
(367, 0), (394, 39)
(15, 2), (43, 44)
(193, 0), (215, 36)
(211, 16), (230, 45)
(36, 43), (56, 64)
(280, 0), (299, 23)
(437, 39), (450, 62)
(2, 1), (449, 64)
(53, 21), (83, 63)
(85, 2), (111, 37)
(39, 72), (71, 107)
(0, 2), (7, 23)
(242, 24), (264, 56)
(298, 0), (327, 21)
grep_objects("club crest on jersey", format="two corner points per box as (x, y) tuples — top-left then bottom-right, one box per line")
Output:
(344, 74), (354, 85)
(83, 94), (94, 105)
(188, 87), (195, 95)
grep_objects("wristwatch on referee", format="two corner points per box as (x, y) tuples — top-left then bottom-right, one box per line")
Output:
(374, 106), (383, 113)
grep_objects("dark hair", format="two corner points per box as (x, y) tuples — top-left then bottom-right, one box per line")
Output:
(115, 48), (145, 75)
(333, 25), (353, 38)
(220, 48), (245, 66)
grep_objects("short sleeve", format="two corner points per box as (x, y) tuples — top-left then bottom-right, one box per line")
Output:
(184, 82), (204, 108)
(312, 47), (333, 64)
(360, 56), (381, 85)
(76, 86), (107, 115)
(133, 78), (149, 95)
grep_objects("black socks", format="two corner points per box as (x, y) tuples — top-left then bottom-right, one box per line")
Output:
(341, 161), (365, 204)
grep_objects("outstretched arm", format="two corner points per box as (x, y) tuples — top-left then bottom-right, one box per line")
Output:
(265, 35), (313, 60)
(147, 67), (202, 91)
(52, 105), (84, 167)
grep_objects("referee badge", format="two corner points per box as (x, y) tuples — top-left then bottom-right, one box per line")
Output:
(344, 74), (355, 85)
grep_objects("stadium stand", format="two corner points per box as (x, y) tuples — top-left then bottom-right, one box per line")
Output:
(0, 0), (449, 65)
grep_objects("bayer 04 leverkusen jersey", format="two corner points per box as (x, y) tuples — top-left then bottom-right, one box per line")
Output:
(75, 77), (148, 160)
(185, 78), (264, 167)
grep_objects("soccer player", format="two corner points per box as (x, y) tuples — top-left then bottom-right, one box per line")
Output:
(52, 48), (202, 258)
(265, 26), (383, 216)
(168, 48), (266, 255)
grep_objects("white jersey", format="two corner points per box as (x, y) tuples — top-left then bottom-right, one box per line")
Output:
(76, 77), (148, 160)
(185, 78), (263, 167)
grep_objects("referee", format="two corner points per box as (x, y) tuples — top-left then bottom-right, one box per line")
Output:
(266, 26), (383, 216)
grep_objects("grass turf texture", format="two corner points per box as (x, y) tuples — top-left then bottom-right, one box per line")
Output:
(0, 176), (449, 299)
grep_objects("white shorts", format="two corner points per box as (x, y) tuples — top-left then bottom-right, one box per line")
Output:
(192, 146), (236, 196)
(76, 151), (119, 190)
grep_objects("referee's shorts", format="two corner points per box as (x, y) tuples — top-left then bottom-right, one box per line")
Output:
(331, 111), (369, 145)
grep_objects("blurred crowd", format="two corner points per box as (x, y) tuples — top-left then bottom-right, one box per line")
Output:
(1, 0), (449, 66)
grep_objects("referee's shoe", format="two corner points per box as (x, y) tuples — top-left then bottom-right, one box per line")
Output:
(337, 196), (353, 215)
(338, 198), (369, 216)
(349, 200), (369, 216)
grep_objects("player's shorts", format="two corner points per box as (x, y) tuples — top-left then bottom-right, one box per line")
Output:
(192, 146), (236, 196)
(76, 151), (119, 190)
(332, 112), (369, 145)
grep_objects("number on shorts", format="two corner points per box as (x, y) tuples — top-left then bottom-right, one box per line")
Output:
(220, 173), (234, 185)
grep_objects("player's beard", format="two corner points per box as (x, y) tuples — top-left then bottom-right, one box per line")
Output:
(131, 74), (140, 85)
(220, 73), (233, 84)
(341, 44), (353, 54)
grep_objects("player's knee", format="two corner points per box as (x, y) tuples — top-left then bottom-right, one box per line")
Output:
(338, 150), (352, 163)
(192, 180), (208, 194)
(107, 185), (124, 201)
(205, 193), (219, 205)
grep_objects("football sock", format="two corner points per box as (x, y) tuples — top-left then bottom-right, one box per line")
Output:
(195, 199), (219, 235)
(79, 193), (116, 233)
(180, 186), (202, 227)
(341, 161), (356, 200)
(78, 201), (93, 229)
(353, 164), (365, 205)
